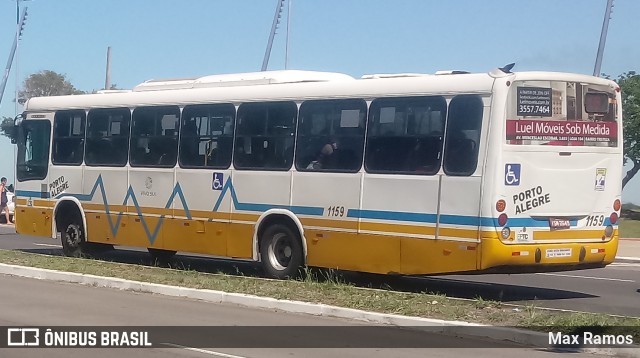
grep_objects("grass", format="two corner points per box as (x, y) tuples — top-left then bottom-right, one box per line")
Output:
(0, 249), (638, 340)
(619, 218), (640, 238)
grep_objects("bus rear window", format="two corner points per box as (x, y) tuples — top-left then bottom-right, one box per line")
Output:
(506, 80), (617, 147)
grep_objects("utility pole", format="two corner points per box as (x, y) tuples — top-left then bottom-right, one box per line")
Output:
(593, 0), (614, 77)
(261, 0), (286, 71)
(0, 6), (28, 109)
(105, 47), (112, 90)
(284, 0), (292, 69)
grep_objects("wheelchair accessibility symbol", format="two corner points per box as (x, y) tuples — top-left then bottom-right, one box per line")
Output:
(212, 172), (224, 190)
(505, 164), (521, 186)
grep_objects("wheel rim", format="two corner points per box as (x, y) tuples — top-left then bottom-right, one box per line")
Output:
(65, 224), (82, 248)
(267, 232), (293, 271)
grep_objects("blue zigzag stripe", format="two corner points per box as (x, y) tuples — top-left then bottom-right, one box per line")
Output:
(58, 175), (192, 245)
(56, 175), (323, 244)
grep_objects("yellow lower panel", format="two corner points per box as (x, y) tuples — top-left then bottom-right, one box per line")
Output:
(400, 238), (478, 275)
(227, 222), (253, 259)
(126, 216), (164, 248)
(480, 237), (618, 269)
(85, 213), (120, 244)
(305, 229), (401, 274)
(15, 206), (52, 238)
(163, 219), (227, 256)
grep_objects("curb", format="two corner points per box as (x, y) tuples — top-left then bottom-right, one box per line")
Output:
(0, 263), (638, 356)
(615, 256), (640, 264)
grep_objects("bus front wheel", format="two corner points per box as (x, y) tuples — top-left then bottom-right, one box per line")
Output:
(60, 217), (85, 257)
(260, 224), (303, 279)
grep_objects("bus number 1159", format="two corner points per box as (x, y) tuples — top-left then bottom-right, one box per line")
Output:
(326, 206), (345, 217)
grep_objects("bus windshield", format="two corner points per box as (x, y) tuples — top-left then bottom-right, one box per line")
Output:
(16, 120), (51, 181)
(506, 80), (617, 147)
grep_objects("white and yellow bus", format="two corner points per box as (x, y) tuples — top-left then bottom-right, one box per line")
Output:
(13, 67), (622, 278)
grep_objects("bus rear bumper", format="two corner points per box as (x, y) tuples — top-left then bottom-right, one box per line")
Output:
(479, 237), (618, 271)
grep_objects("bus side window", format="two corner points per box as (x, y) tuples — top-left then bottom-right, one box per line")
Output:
(234, 101), (297, 171)
(295, 99), (366, 172)
(130, 106), (180, 168)
(179, 104), (235, 169)
(86, 108), (131, 167)
(443, 95), (483, 176)
(52, 110), (85, 166)
(365, 96), (446, 175)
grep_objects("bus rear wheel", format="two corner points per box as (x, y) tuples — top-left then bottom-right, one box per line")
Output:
(260, 224), (303, 279)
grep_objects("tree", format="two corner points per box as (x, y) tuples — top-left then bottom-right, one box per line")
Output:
(18, 70), (84, 103)
(619, 72), (640, 189)
(0, 116), (15, 141)
(0, 70), (84, 142)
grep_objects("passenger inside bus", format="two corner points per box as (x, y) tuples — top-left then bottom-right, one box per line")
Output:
(306, 138), (338, 170)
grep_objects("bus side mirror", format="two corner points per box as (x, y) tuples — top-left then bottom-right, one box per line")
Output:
(10, 115), (23, 144)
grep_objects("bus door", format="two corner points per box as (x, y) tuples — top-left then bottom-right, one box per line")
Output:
(14, 115), (53, 238)
(436, 94), (489, 273)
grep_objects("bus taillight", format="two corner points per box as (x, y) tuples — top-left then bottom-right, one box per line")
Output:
(605, 225), (614, 238)
(613, 199), (621, 212)
(496, 199), (506, 212)
(609, 212), (618, 225)
(498, 213), (508, 226)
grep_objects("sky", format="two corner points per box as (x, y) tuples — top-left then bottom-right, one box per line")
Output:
(0, 0), (638, 199)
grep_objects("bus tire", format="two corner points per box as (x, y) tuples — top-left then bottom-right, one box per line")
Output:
(260, 223), (303, 279)
(60, 215), (85, 258)
(148, 248), (176, 263)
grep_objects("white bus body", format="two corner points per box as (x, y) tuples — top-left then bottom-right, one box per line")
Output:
(14, 69), (622, 277)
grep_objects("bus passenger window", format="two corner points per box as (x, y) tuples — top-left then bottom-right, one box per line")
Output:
(179, 104), (235, 169)
(365, 96), (446, 175)
(295, 99), (366, 172)
(130, 106), (180, 168)
(234, 101), (297, 171)
(86, 108), (131, 166)
(443, 95), (483, 176)
(52, 110), (85, 166)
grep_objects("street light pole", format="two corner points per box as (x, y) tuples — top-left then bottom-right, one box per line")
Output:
(593, 0), (614, 77)
(15, 0), (20, 115)
(0, 5), (27, 109)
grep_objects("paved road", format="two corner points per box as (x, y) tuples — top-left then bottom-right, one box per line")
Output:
(0, 225), (638, 317)
(0, 274), (598, 358)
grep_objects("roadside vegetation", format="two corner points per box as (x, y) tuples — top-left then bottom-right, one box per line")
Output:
(0, 249), (638, 340)
(620, 209), (640, 238)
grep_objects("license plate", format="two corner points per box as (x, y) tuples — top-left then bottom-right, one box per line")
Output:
(546, 248), (572, 258)
(516, 232), (531, 242)
(548, 218), (570, 230)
